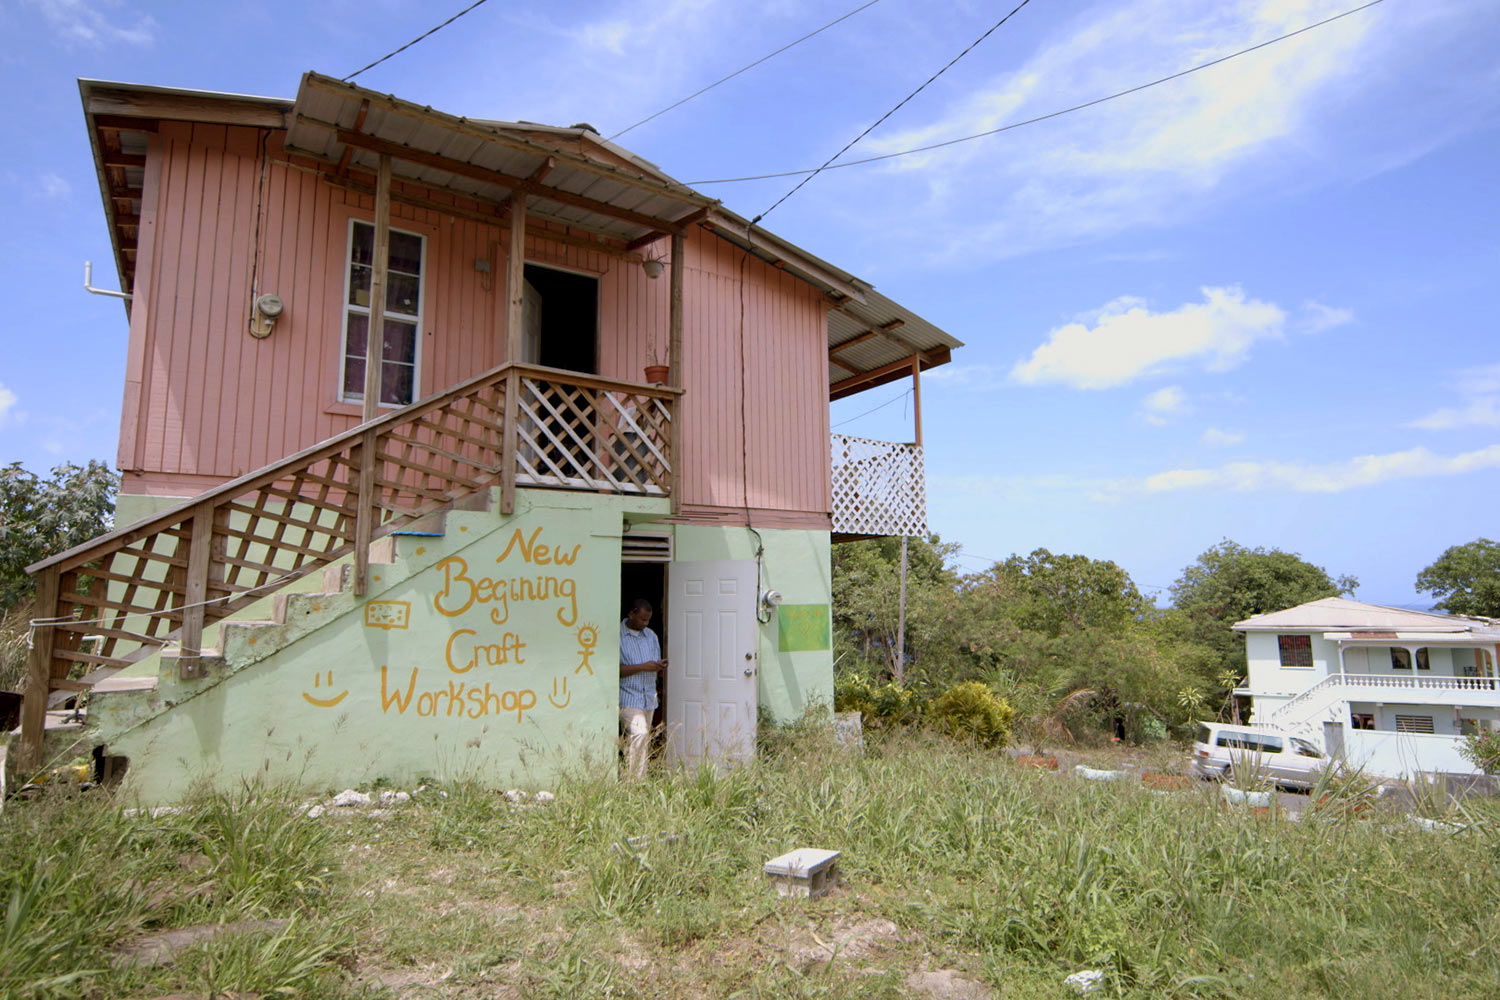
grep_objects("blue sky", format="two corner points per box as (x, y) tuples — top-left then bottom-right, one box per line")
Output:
(1, 0), (1497, 607)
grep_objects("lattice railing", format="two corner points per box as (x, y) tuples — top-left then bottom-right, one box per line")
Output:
(19, 362), (676, 768)
(830, 433), (926, 538)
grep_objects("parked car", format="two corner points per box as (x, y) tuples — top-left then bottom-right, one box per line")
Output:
(1190, 722), (1332, 790)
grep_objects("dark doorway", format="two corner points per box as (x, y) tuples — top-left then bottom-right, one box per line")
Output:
(620, 560), (668, 750)
(522, 264), (597, 374)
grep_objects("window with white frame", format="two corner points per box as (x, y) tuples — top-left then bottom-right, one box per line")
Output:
(341, 220), (424, 407)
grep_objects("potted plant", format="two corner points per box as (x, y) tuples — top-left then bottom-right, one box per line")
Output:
(643, 346), (669, 385)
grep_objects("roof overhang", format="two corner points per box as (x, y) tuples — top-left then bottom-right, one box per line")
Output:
(80, 73), (961, 395)
(1323, 631), (1500, 645)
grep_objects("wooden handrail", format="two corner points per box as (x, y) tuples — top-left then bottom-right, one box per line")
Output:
(17, 360), (678, 770)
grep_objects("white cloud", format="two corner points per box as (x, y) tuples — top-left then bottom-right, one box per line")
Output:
(0, 383), (17, 428)
(38, 172), (69, 199)
(1297, 301), (1354, 334)
(1140, 385), (1188, 425)
(26, 0), (155, 48)
(1201, 427), (1246, 447)
(1011, 285), (1285, 389)
(1103, 443), (1500, 497)
(1409, 364), (1500, 430)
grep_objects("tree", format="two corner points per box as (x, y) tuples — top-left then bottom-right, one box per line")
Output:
(0, 461), (118, 610)
(979, 548), (1150, 637)
(1415, 539), (1500, 618)
(1170, 539), (1356, 692)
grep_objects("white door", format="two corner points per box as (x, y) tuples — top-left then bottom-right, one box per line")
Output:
(666, 559), (758, 767)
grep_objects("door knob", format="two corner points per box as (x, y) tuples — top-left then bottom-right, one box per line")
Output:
(744, 667), (754, 677)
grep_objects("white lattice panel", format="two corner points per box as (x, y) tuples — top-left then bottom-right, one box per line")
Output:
(830, 434), (926, 537)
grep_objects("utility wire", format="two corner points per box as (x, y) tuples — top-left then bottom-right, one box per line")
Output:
(609, 0), (883, 141)
(832, 387), (912, 428)
(752, 0), (1034, 223)
(344, 0), (493, 81)
(695, 0), (1384, 186)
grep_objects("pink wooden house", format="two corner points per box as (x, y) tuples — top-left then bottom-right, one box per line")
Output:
(18, 73), (959, 799)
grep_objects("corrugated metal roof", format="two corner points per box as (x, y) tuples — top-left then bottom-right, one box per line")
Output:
(81, 72), (963, 395)
(1234, 597), (1499, 634)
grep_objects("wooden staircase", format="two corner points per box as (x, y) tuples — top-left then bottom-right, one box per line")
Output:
(17, 361), (677, 771)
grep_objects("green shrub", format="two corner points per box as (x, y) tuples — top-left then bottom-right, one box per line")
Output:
(1459, 729), (1500, 774)
(928, 681), (1015, 748)
(833, 676), (926, 726)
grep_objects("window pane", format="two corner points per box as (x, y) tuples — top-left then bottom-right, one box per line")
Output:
(345, 314), (369, 357)
(389, 230), (423, 274)
(380, 362), (414, 405)
(1278, 634), (1312, 667)
(382, 320), (416, 365)
(350, 222), (374, 266)
(348, 263), (372, 307)
(1391, 648), (1412, 670)
(343, 356), (365, 397)
(386, 272), (421, 316)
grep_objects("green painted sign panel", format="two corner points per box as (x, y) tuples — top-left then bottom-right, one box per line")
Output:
(778, 604), (831, 652)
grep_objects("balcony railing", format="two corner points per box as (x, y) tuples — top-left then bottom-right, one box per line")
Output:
(1269, 672), (1500, 726)
(830, 433), (926, 538)
(18, 361), (676, 768)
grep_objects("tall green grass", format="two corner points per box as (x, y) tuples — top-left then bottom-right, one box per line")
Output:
(5, 727), (1500, 998)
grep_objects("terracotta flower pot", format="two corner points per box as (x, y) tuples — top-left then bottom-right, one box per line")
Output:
(1142, 773), (1190, 791)
(643, 364), (670, 384)
(1016, 754), (1060, 770)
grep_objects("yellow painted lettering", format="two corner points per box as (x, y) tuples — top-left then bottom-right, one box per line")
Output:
(445, 628), (478, 673)
(380, 666), (419, 713)
(433, 557), (476, 617)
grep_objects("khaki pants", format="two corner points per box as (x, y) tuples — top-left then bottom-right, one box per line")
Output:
(619, 706), (651, 780)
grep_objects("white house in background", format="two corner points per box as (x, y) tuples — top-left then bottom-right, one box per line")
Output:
(1233, 597), (1500, 778)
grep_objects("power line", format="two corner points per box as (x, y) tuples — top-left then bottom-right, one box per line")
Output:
(693, 0), (1385, 186)
(344, 0), (493, 82)
(752, 0), (1035, 223)
(608, 0), (883, 141)
(832, 387), (912, 428)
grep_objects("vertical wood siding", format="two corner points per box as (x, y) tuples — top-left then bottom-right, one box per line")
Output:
(121, 126), (831, 515)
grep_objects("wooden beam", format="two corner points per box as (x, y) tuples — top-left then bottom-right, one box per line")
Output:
(102, 152), (147, 168)
(18, 568), (59, 771)
(336, 100), (370, 178)
(93, 115), (159, 133)
(505, 193), (527, 363)
(830, 356), (860, 375)
(87, 90), (290, 129)
(668, 230), (685, 515)
(302, 72), (721, 208)
(625, 231), (668, 253)
(527, 156), (556, 184)
(828, 348), (951, 401)
(829, 330), (879, 355)
(306, 154), (642, 258)
(111, 188), (145, 203)
(911, 357), (923, 448)
(176, 508), (214, 679)
(362, 154), (392, 424)
(329, 126), (678, 234)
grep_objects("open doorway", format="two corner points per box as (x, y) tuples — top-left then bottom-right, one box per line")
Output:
(621, 559), (667, 762)
(521, 263), (597, 373)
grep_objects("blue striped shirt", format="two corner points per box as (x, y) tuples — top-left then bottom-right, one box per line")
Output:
(619, 620), (661, 710)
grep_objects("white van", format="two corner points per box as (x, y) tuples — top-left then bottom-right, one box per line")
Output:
(1189, 722), (1331, 790)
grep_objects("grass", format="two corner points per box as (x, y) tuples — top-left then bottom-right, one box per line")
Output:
(3, 726), (1500, 998)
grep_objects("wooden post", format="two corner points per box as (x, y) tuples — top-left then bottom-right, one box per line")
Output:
(501, 367), (520, 515)
(177, 508), (214, 679)
(668, 230), (684, 512)
(895, 535), (908, 685)
(18, 568), (60, 771)
(361, 154), (392, 423)
(504, 195), (527, 362)
(911, 357), (923, 448)
(353, 428), (377, 595)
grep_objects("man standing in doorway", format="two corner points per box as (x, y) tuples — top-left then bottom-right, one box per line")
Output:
(619, 598), (666, 780)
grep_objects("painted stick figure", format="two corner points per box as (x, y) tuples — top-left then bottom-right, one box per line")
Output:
(574, 623), (599, 675)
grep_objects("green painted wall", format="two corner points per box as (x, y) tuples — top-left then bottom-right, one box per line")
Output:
(99, 489), (669, 803)
(671, 524), (833, 722)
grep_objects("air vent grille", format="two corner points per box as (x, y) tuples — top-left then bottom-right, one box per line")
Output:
(622, 531), (672, 563)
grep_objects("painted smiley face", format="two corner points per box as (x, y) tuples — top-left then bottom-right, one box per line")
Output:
(302, 669), (349, 708)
